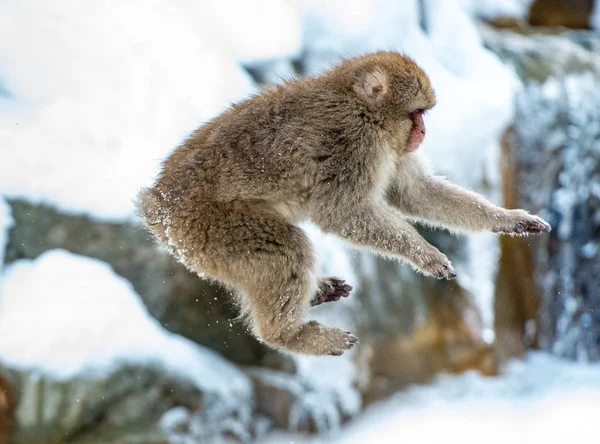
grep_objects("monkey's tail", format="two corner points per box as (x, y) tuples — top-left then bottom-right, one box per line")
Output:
(135, 187), (169, 246)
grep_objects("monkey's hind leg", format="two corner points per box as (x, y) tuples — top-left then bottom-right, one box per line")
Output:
(311, 277), (353, 307)
(183, 202), (358, 356)
(238, 225), (357, 356)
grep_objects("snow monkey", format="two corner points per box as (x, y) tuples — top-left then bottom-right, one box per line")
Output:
(137, 51), (551, 356)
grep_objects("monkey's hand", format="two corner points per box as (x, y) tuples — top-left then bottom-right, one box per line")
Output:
(493, 210), (551, 236)
(414, 245), (457, 280)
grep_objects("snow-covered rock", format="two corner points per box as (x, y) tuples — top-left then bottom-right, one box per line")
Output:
(3, 199), (268, 365)
(0, 250), (253, 442)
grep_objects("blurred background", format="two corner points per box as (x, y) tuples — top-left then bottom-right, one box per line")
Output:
(0, 0), (599, 443)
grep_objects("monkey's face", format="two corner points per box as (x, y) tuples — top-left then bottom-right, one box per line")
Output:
(386, 59), (435, 154)
(343, 51), (435, 154)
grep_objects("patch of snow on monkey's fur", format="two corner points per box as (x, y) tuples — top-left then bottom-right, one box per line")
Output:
(0, 249), (251, 404)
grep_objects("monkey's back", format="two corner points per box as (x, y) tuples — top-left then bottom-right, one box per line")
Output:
(141, 79), (371, 223)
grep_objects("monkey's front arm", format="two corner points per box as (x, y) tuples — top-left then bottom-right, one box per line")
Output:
(387, 154), (551, 235)
(311, 198), (457, 280)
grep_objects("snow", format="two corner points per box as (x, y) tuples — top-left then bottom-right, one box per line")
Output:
(458, 0), (535, 21)
(0, 0), (256, 221)
(335, 353), (600, 444)
(0, 198), (12, 270)
(266, 352), (600, 443)
(0, 249), (251, 402)
(174, 0), (302, 64)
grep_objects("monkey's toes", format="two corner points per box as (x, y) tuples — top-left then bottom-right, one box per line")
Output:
(328, 331), (359, 356)
(427, 260), (456, 280)
(311, 278), (353, 307)
(437, 263), (457, 280)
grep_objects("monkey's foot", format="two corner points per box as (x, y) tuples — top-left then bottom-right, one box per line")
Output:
(311, 277), (353, 307)
(328, 330), (359, 356)
(274, 321), (358, 356)
(315, 325), (358, 356)
(419, 250), (457, 280)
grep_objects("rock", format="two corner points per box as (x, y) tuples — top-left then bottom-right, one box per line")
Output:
(528, 0), (594, 29)
(2, 364), (253, 444)
(0, 370), (15, 444)
(247, 367), (353, 434)
(481, 25), (600, 83)
(4, 199), (268, 366)
(483, 27), (600, 360)
(0, 249), (257, 443)
(493, 130), (540, 362)
(358, 273), (497, 403)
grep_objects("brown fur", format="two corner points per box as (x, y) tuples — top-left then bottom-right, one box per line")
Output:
(137, 51), (550, 356)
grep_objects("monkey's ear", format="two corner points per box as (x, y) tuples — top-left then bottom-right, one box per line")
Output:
(353, 69), (388, 105)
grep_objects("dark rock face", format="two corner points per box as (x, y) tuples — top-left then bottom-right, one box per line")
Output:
(4, 200), (268, 366)
(528, 0), (594, 29)
(354, 233), (498, 403)
(493, 131), (540, 361)
(0, 371), (14, 444)
(247, 368), (354, 433)
(484, 28), (600, 360)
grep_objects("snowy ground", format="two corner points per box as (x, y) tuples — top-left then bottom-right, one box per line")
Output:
(267, 352), (600, 444)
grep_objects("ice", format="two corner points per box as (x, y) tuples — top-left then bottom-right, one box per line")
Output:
(592, 0), (600, 30)
(0, 198), (12, 270)
(0, 249), (251, 402)
(0, 0), (255, 221)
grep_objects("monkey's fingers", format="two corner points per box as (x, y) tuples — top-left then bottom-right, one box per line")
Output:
(514, 216), (552, 235)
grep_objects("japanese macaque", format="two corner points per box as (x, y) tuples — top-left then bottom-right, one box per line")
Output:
(137, 51), (551, 356)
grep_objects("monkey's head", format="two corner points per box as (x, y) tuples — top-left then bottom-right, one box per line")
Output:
(328, 51), (436, 154)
